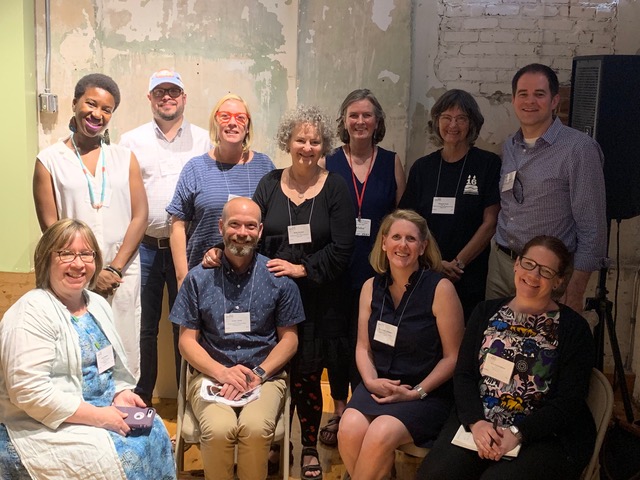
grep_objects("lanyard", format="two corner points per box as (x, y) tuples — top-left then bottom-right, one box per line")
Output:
(347, 145), (375, 219)
(70, 134), (106, 209)
(217, 156), (252, 198)
(434, 150), (469, 198)
(379, 268), (425, 330)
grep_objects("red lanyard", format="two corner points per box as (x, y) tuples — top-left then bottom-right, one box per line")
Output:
(347, 145), (375, 219)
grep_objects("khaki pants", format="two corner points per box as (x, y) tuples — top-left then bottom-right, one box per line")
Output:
(188, 373), (286, 480)
(485, 241), (516, 300)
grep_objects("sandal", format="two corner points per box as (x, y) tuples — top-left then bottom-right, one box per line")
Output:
(267, 442), (294, 477)
(300, 446), (323, 480)
(319, 415), (341, 447)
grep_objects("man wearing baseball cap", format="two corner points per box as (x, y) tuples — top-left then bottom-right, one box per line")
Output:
(120, 69), (211, 406)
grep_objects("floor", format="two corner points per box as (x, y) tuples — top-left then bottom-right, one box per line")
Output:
(157, 380), (423, 480)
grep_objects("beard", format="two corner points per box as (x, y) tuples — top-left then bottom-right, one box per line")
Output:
(224, 235), (258, 257)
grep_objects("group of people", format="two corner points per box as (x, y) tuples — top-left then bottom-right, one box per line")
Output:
(0, 61), (606, 480)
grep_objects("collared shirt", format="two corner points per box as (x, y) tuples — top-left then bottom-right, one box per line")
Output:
(496, 117), (607, 271)
(169, 253), (305, 369)
(119, 118), (211, 238)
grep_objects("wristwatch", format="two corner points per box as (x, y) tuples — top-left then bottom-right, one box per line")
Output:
(509, 425), (524, 443)
(412, 385), (428, 400)
(252, 366), (267, 383)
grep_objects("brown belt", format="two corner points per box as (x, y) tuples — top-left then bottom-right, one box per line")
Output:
(497, 244), (519, 260)
(142, 234), (170, 249)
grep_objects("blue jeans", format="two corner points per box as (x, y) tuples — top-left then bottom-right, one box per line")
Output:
(135, 242), (180, 404)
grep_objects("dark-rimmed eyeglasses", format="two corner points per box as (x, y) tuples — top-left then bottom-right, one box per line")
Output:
(216, 111), (250, 126)
(56, 250), (96, 264)
(151, 88), (184, 99)
(513, 174), (524, 204)
(519, 256), (558, 279)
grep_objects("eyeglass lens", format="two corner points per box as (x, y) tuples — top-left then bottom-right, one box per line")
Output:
(216, 111), (249, 125)
(520, 257), (557, 278)
(57, 251), (96, 263)
(152, 88), (183, 99)
(439, 115), (469, 125)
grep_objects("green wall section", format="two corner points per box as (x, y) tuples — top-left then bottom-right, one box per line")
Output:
(0, 0), (38, 272)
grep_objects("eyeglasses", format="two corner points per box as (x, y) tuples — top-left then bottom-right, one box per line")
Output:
(151, 88), (183, 99)
(56, 250), (96, 264)
(519, 256), (558, 279)
(216, 111), (250, 126)
(438, 114), (469, 125)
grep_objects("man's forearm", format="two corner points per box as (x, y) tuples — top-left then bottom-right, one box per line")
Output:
(563, 269), (593, 312)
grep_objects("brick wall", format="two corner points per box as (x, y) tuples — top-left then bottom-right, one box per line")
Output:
(435, 1), (618, 93)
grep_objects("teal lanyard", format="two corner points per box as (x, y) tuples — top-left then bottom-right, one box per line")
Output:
(70, 134), (107, 209)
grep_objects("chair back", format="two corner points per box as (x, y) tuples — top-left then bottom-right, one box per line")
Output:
(581, 368), (614, 480)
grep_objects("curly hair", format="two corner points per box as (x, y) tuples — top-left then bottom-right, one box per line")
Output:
(336, 89), (386, 145)
(276, 105), (334, 158)
(74, 73), (121, 110)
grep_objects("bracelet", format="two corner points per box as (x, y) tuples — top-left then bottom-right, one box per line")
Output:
(412, 385), (428, 400)
(454, 258), (466, 269)
(104, 265), (123, 279)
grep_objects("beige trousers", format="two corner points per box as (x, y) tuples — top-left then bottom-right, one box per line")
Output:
(485, 240), (517, 300)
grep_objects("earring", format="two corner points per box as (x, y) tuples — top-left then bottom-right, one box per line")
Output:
(68, 116), (77, 133)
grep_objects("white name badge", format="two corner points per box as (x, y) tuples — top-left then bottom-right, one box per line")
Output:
(228, 194), (241, 201)
(502, 171), (517, 192)
(224, 312), (251, 333)
(159, 159), (181, 177)
(355, 218), (372, 237)
(481, 353), (515, 384)
(373, 321), (398, 347)
(96, 345), (115, 374)
(432, 197), (456, 215)
(288, 224), (312, 244)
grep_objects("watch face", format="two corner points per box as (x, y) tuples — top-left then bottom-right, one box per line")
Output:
(253, 366), (266, 379)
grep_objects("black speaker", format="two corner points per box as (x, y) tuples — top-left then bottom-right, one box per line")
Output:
(569, 55), (640, 220)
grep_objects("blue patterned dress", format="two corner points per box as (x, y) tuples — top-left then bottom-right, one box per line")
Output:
(0, 312), (175, 479)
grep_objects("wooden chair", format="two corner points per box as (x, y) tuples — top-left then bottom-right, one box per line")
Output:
(174, 359), (291, 479)
(581, 368), (614, 480)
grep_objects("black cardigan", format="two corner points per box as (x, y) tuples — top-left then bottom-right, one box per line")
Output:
(454, 298), (597, 465)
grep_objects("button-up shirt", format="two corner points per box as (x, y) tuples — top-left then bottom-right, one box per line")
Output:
(496, 117), (607, 271)
(119, 118), (211, 238)
(170, 253), (305, 368)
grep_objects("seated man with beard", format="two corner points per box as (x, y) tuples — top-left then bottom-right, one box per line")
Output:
(171, 197), (304, 480)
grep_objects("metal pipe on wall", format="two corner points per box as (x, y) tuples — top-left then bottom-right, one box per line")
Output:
(38, 0), (58, 113)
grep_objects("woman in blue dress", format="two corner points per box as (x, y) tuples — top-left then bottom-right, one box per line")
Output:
(0, 219), (175, 480)
(337, 210), (464, 480)
(318, 89), (406, 446)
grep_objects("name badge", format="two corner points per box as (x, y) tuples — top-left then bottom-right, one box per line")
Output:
(288, 224), (312, 244)
(502, 171), (517, 192)
(432, 197), (456, 215)
(355, 218), (372, 237)
(96, 345), (115, 374)
(228, 194), (241, 201)
(159, 159), (181, 176)
(373, 321), (398, 347)
(481, 353), (515, 384)
(224, 312), (251, 333)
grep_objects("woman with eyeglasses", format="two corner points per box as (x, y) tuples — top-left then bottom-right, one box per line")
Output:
(417, 235), (596, 480)
(167, 93), (274, 289)
(0, 219), (175, 480)
(399, 89), (501, 322)
(33, 73), (148, 378)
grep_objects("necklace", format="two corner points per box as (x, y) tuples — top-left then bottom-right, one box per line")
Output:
(70, 134), (106, 210)
(288, 167), (320, 200)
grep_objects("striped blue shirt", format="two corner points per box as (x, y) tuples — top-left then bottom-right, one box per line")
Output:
(496, 117), (607, 271)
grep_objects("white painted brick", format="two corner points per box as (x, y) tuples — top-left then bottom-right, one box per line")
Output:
(495, 43), (537, 56)
(496, 70), (517, 83)
(551, 57), (574, 72)
(499, 18), (538, 30)
(444, 82), (481, 94)
(568, 6), (596, 19)
(485, 5), (520, 16)
(441, 45), (462, 56)
(462, 17), (500, 30)
(538, 18), (575, 31)
(592, 33), (613, 47)
(596, 5), (616, 19)
(543, 31), (556, 43)
(442, 18), (464, 30)
(522, 5), (559, 17)
(460, 69), (497, 82)
(442, 31), (480, 43)
(445, 5), (485, 17)
(554, 32), (582, 44)
(515, 56), (548, 68)
(479, 31), (517, 43)
(438, 57), (480, 69)
(460, 43), (498, 55)
(480, 56), (517, 70)
(479, 83), (511, 96)
(576, 45), (614, 56)
(438, 68), (463, 81)
(518, 31), (544, 43)
(539, 44), (574, 57)
(578, 20), (614, 32)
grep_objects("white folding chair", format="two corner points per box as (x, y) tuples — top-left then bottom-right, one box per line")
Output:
(174, 359), (291, 479)
(581, 368), (614, 480)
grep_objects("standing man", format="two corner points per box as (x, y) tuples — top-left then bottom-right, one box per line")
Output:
(120, 69), (211, 406)
(171, 197), (304, 480)
(486, 63), (607, 312)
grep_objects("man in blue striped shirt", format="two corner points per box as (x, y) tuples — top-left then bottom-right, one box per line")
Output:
(486, 63), (607, 312)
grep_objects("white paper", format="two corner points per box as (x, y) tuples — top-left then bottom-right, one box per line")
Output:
(200, 377), (261, 407)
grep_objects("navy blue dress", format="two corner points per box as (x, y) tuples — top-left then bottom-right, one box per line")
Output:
(346, 268), (454, 446)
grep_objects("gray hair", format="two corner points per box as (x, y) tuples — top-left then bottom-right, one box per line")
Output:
(276, 105), (334, 158)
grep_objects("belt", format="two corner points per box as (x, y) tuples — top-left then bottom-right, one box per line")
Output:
(142, 234), (170, 249)
(497, 244), (520, 260)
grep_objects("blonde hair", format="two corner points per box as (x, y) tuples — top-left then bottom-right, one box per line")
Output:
(209, 93), (253, 152)
(34, 219), (103, 290)
(369, 209), (443, 274)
